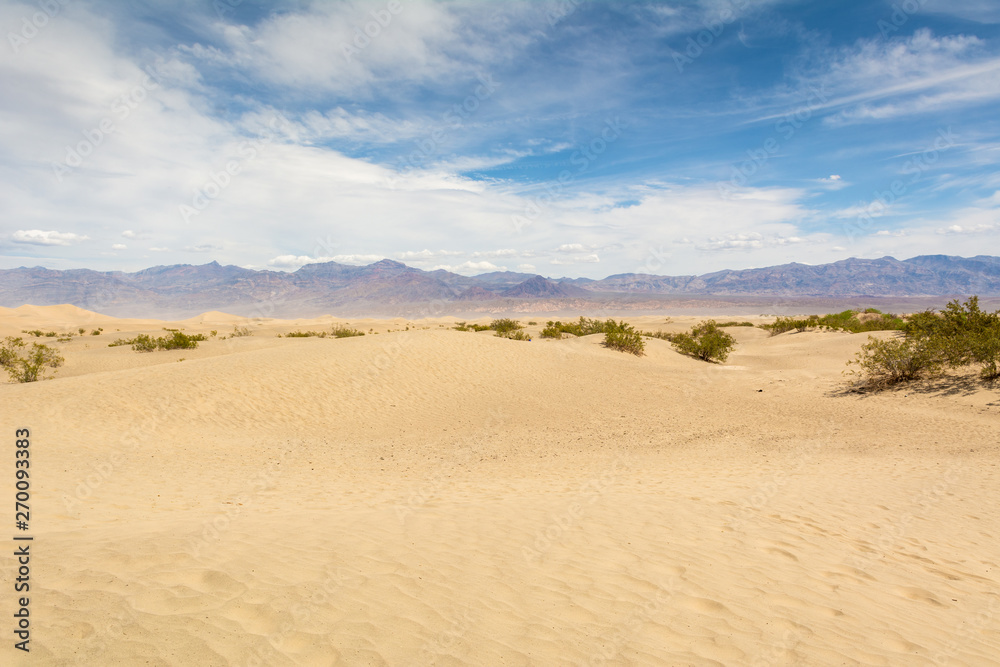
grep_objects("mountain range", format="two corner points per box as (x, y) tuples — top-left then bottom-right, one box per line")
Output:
(1, 254), (998, 318)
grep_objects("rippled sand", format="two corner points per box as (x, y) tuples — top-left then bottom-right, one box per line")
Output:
(1, 305), (998, 665)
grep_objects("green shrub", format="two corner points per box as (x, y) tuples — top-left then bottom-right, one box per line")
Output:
(90, 329), (101, 335)
(641, 330), (675, 342)
(504, 330), (532, 341)
(284, 330), (327, 338)
(78, 328), (86, 335)
(109, 331), (204, 352)
(332, 325), (365, 338)
(540, 322), (564, 339)
(931, 297), (1000, 379)
(1, 337), (64, 382)
(761, 310), (905, 336)
(540, 317), (611, 338)
(159, 331), (205, 350)
(715, 321), (755, 327)
(130, 334), (157, 352)
(602, 320), (645, 356)
(490, 319), (523, 335)
(848, 336), (939, 389)
(527, 321), (538, 326)
(671, 320), (736, 362)
(230, 325), (253, 338)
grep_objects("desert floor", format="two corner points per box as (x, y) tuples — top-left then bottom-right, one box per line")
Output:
(1, 305), (999, 666)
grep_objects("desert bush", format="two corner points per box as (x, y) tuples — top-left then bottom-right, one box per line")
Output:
(109, 331), (204, 352)
(761, 310), (905, 336)
(504, 330), (532, 341)
(931, 297), (1000, 379)
(602, 320), (645, 356)
(490, 319), (523, 336)
(540, 322), (564, 339)
(160, 331), (205, 350)
(332, 325), (365, 338)
(541, 317), (611, 338)
(641, 330), (675, 342)
(848, 336), (939, 388)
(284, 330), (327, 338)
(848, 297), (1000, 387)
(130, 334), (158, 352)
(715, 321), (755, 327)
(231, 325), (253, 337)
(671, 320), (736, 362)
(1, 337), (64, 382)
(90, 329), (102, 335)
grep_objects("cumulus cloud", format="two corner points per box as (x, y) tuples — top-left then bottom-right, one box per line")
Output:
(11, 230), (89, 246)
(551, 254), (600, 264)
(432, 260), (505, 274)
(112, 243), (127, 250)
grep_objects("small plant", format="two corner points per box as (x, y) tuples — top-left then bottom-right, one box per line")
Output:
(332, 325), (365, 338)
(210, 330), (218, 337)
(109, 331), (205, 352)
(230, 325), (253, 338)
(283, 331), (328, 338)
(505, 330), (532, 341)
(490, 319), (523, 336)
(528, 321), (538, 326)
(847, 336), (939, 389)
(130, 334), (158, 352)
(602, 320), (645, 356)
(90, 329), (101, 335)
(671, 320), (736, 362)
(1, 337), (64, 382)
(78, 328), (86, 335)
(56, 337), (73, 343)
(641, 330), (675, 342)
(715, 321), (755, 327)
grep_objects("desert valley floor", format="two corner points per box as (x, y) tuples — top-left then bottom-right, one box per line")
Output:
(1, 304), (998, 666)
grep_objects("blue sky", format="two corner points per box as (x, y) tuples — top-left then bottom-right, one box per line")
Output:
(1, 0), (998, 278)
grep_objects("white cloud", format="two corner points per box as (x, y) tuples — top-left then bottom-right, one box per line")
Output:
(395, 249), (463, 260)
(122, 230), (136, 239)
(432, 260), (505, 274)
(517, 263), (536, 272)
(556, 243), (591, 253)
(11, 230), (89, 246)
(149, 247), (170, 252)
(551, 254), (600, 264)
(112, 243), (127, 250)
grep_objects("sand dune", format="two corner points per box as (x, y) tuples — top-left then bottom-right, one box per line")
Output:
(1, 309), (998, 665)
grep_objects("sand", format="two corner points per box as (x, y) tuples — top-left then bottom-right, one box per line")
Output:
(1, 305), (998, 665)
